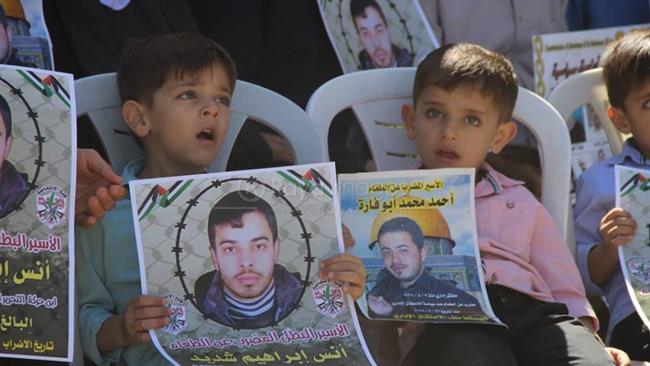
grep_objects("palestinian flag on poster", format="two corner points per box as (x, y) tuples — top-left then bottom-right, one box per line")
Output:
(19, 70), (71, 108)
(278, 168), (333, 198)
(137, 179), (193, 221)
(620, 171), (650, 196)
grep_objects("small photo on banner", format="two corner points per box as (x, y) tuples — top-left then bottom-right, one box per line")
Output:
(2, 1), (53, 70)
(339, 168), (502, 326)
(130, 162), (376, 365)
(0, 65), (75, 362)
(616, 165), (650, 330)
(318, 0), (438, 73)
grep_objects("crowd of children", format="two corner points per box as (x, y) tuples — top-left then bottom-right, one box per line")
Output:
(66, 25), (650, 366)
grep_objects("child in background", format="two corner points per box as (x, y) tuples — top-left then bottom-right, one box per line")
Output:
(574, 29), (650, 361)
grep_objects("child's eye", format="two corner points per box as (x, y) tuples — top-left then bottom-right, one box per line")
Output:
(643, 99), (650, 109)
(425, 109), (443, 119)
(177, 91), (197, 100)
(465, 115), (480, 126)
(216, 96), (231, 107)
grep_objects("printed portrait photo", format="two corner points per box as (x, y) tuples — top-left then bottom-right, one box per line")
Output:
(319, 0), (437, 73)
(0, 93), (28, 219)
(193, 190), (302, 329)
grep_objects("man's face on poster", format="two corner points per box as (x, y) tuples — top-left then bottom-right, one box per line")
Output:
(0, 23), (11, 62)
(354, 5), (394, 68)
(0, 118), (11, 172)
(379, 231), (426, 285)
(210, 211), (280, 299)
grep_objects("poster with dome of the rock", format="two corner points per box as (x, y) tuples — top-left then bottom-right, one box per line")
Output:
(339, 169), (500, 325)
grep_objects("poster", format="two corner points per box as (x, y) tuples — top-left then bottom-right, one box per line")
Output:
(569, 104), (612, 203)
(318, 0), (438, 73)
(0, 65), (75, 361)
(131, 163), (375, 365)
(5, 1), (53, 70)
(339, 169), (500, 325)
(616, 165), (650, 329)
(533, 23), (650, 99)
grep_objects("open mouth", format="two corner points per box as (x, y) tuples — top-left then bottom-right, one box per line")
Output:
(197, 128), (215, 141)
(436, 149), (459, 160)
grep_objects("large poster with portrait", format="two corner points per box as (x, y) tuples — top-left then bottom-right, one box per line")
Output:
(616, 165), (650, 329)
(4, 1), (53, 70)
(0, 65), (75, 361)
(318, 0), (437, 73)
(339, 169), (500, 325)
(131, 163), (375, 365)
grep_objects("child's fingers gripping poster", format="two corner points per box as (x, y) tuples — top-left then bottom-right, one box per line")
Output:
(0, 65), (75, 362)
(130, 163), (376, 365)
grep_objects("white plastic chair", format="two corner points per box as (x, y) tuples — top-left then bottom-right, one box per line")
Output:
(307, 68), (572, 247)
(75, 73), (326, 174)
(548, 67), (625, 155)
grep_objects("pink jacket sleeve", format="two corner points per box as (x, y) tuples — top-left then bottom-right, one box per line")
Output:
(529, 202), (598, 330)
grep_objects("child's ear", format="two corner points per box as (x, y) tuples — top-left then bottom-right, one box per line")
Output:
(490, 120), (517, 154)
(402, 103), (416, 140)
(122, 100), (151, 138)
(608, 106), (632, 134)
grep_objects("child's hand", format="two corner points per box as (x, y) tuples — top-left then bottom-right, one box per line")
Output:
(599, 208), (637, 253)
(319, 254), (366, 300)
(122, 295), (170, 345)
(605, 347), (630, 366)
(342, 224), (355, 249)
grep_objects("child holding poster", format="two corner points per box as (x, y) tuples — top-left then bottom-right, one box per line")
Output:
(375, 43), (625, 365)
(75, 33), (366, 366)
(574, 29), (650, 361)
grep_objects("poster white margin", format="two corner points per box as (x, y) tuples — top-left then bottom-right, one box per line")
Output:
(338, 167), (504, 326)
(130, 162), (377, 366)
(615, 164), (650, 330)
(0, 68), (76, 363)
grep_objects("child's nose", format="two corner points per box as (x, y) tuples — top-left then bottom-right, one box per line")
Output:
(441, 121), (458, 141)
(202, 101), (221, 118)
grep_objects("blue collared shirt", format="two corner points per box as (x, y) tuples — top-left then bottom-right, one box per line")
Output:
(76, 159), (167, 366)
(574, 139), (649, 339)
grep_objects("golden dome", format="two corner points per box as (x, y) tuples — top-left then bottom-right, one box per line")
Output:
(370, 196), (452, 244)
(0, 0), (25, 21)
